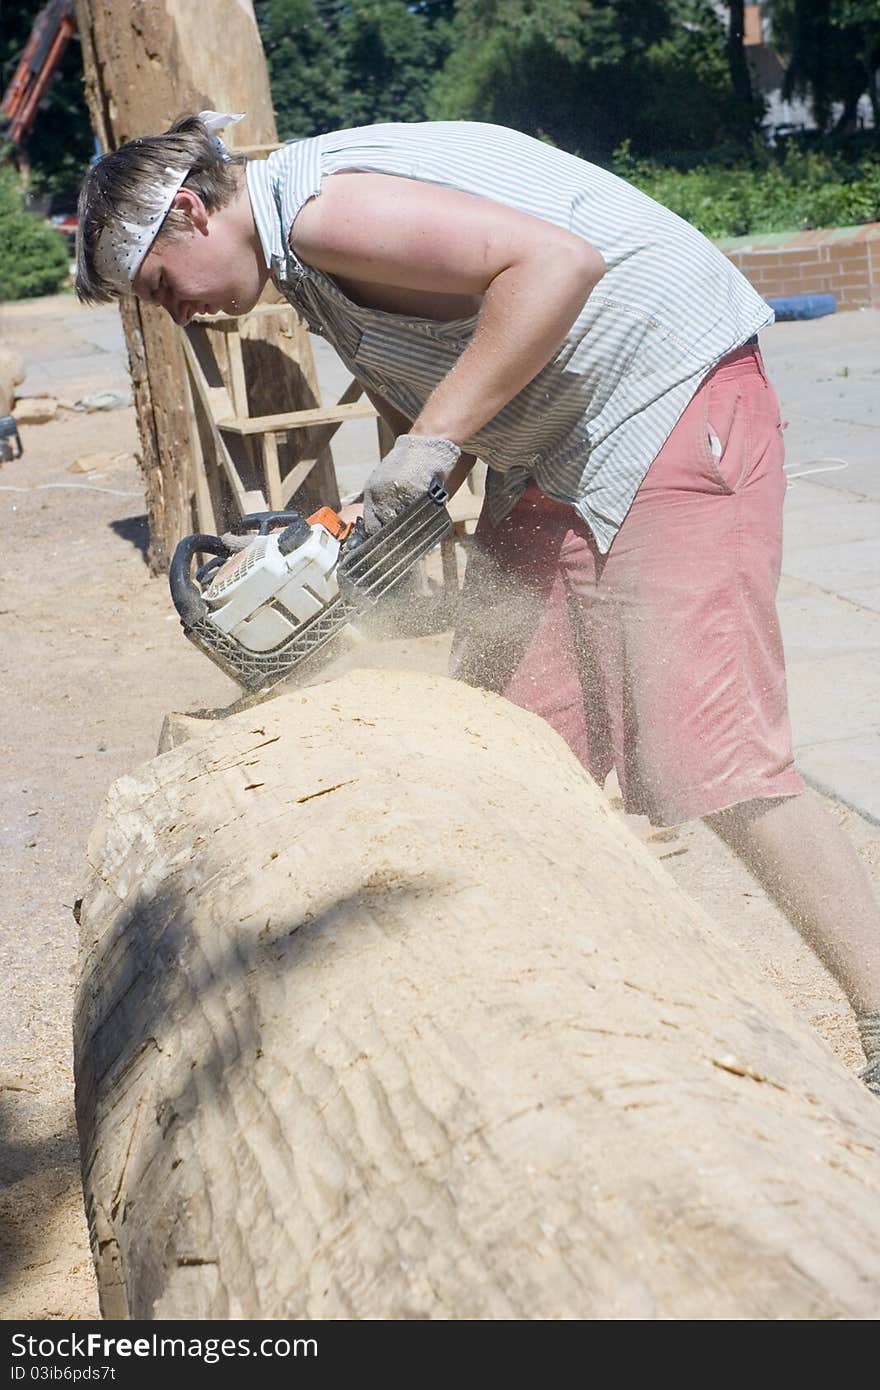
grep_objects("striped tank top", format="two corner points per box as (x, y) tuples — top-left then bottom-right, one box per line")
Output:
(246, 121), (772, 551)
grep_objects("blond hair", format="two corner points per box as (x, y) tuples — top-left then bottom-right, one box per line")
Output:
(75, 114), (246, 303)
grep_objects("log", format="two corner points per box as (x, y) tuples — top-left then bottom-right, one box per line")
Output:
(0, 346), (25, 416)
(75, 0), (279, 569)
(74, 671), (880, 1320)
(74, 2), (327, 566)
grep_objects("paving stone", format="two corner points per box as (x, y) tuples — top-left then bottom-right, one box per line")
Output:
(781, 536), (880, 599)
(787, 651), (880, 747)
(778, 586), (880, 661)
(783, 493), (880, 548)
(796, 736), (880, 825)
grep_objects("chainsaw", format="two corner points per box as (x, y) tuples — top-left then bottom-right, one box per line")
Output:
(169, 479), (452, 693)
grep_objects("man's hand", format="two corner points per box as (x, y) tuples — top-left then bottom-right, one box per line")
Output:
(363, 433), (461, 533)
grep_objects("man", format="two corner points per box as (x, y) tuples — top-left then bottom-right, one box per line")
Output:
(76, 112), (880, 1094)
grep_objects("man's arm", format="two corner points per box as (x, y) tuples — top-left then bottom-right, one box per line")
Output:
(291, 172), (605, 445)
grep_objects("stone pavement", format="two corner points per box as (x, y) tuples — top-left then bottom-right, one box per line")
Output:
(10, 294), (878, 820)
(759, 309), (880, 822)
(3, 293), (132, 402)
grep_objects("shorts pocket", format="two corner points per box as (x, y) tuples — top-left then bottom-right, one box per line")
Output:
(701, 381), (749, 494)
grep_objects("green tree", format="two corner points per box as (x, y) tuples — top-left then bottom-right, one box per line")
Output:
(726, 0), (761, 138)
(0, 163), (70, 299)
(336, 0), (454, 126)
(427, 0), (596, 149)
(254, 0), (453, 136)
(767, 0), (880, 132)
(252, 0), (347, 135)
(638, 2), (751, 156)
(428, 0), (751, 159)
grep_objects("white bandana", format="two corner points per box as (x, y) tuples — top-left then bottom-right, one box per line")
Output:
(93, 111), (245, 294)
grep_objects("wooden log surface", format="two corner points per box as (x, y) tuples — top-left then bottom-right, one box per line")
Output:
(0, 346), (25, 417)
(74, 671), (880, 1320)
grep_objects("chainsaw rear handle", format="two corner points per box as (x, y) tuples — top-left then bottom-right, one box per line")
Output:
(169, 534), (231, 626)
(237, 510), (304, 536)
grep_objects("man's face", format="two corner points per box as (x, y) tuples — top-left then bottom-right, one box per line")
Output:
(133, 193), (263, 326)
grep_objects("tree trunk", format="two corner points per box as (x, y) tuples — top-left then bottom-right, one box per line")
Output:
(727, 0), (756, 138)
(74, 671), (880, 1320)
(867, 50), (880, 127)
(833, 87), (862, 136)
(74, 1), (296, 571)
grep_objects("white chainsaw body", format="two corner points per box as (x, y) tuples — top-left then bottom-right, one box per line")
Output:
(170, 484), (452, 691)
(203, 521), (342, 654)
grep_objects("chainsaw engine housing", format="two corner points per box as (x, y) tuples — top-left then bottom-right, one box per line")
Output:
(203, 521), (343, 654)
(169, 484), (452, 692)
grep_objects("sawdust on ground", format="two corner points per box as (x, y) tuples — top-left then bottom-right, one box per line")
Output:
(0, 295), (875, 1320)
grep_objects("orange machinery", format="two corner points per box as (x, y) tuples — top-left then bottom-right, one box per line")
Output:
(1, 0), (77, 146)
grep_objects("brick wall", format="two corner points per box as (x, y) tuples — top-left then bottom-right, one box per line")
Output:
(718, 223), (880, 311)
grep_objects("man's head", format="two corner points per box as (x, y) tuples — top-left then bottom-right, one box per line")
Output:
(76, 113), (268, 325)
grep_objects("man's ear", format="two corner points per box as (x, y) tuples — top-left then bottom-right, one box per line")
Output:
(171, 187), (210, 234)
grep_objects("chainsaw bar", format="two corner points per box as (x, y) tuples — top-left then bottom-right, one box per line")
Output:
(338, 486), (453, 603)
(182, 488), (452, 693)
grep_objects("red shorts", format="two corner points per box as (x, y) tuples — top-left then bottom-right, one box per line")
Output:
(451, 346), (805, 825)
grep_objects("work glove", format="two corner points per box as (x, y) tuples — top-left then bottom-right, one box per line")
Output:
(363, 433), (461, 534)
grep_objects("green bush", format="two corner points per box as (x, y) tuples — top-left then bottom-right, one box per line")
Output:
(611, 144), (880, 240)
(0, 165), (71, 301)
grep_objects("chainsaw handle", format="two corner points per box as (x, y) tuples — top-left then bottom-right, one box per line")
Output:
(169, 534), (230, 625)
(238, 510), (304, 536)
